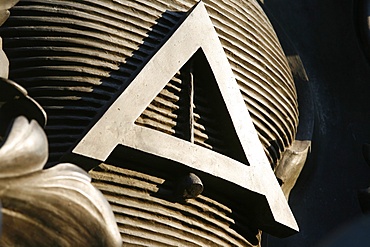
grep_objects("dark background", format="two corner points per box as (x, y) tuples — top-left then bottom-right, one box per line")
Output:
(261, 0), (370, 246)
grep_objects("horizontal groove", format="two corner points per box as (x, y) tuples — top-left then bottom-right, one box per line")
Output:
(143, 104), (179, 121)
(1, 0), (298, 168)
(91, 167), (252, 246)
(220, 35), (298, 109)
(206, 0), (274, 35)
(206, 3), (291, 78)
(27, 76), (120, 91)
(206, 4), (291, 80)
(10, 55), (121, 71)
(3, 37), (149, 62)
(95, 163), (166, 184)
(150, 96), (180, 111)
(220, 35), (297, 105)
(92, 170), (236, 226)
(9, 11), (171, 38)
(48, 143), (76, 150)
(7, 15), (161, 44)
(96, 186), (241, 246)
(158, 89), (180, 103)
(238, 80), (296, 144)
(27, 86), (112, 100)
(208, 0), (281, 46)
(193, 121), (225, 140)
(34, 97), (105, 108)
(10, 65), (113, 78)
(137, 109), (177, 128)
(93, 164), (254, 244)
(94, 163), (258, 232)
(235, 72), (297, 130)
(241, 91), (294, 145)
(115, 211), (210, 247)
(117, 219), (201, 247)
(245, 97), (288, 149)
(231, 58), (297, 116)
(135, 119), (176, 135)
(194, 139), (214, 150)
(258, 134), (276, 165)
(193, 130), (226, 148)
(9, 0), (180, 38)
(1, 25), (159, 52)
(6, 44), (139, 64)
(119, 225), (178, 247)
(192, 112), (227, 131)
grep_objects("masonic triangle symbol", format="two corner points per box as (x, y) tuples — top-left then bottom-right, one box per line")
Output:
(134, 48), (248, 164)
(72, 1), (299, 236)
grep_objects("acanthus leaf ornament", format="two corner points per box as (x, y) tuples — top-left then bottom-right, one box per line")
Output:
(0, 81), (121, 246)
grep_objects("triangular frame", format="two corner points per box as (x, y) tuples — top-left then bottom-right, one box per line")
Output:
(73, 1), (298, 235)
(135, 48), (248, 164)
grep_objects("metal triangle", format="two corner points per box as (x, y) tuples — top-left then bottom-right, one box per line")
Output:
(72, 1), (298, 236)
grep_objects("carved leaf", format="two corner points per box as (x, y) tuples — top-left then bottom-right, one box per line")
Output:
(0, 0), (18, 26)
(0, 116), (47, 177)
(0, 116), (121, 246)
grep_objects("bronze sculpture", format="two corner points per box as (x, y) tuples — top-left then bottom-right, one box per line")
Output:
(0, 0), (314, 246)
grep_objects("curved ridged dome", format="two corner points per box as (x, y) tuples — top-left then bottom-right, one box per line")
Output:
(0, 1), (299, 245)
(90, 163), (260, 246)
(0, 0), (298, 165)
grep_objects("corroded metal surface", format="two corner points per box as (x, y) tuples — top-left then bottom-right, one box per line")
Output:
(0, 0), (299, 167)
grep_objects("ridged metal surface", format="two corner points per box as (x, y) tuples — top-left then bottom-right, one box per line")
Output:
(0, 0), (298, 166)
(90, 163), (258, 247)
(135, 72), (188, 137)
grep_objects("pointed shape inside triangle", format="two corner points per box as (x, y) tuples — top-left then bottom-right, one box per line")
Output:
(73, 1), (298, 236)
(135, 48), (247, 164)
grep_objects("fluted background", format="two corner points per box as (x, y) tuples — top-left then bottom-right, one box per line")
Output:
(0, 1), (298, 245)
(90, 163), (260, 247)
(0, 0), (298, 167)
